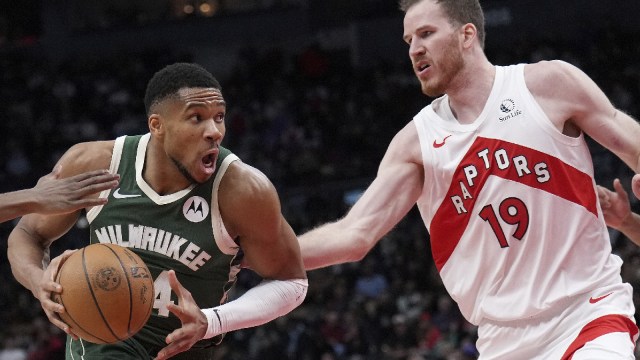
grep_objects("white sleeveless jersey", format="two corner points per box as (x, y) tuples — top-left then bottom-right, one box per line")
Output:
(414, 64), (624, 325)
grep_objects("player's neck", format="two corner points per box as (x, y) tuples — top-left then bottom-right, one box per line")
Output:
(144, 139), (193, 195)
(446, 60), (495, 125)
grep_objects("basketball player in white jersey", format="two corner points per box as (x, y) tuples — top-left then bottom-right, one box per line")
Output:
(598, 179), (640, 245)
(299, 0), (640, 358)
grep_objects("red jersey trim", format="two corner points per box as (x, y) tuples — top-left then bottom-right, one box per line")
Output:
(561, 314), (638, 359)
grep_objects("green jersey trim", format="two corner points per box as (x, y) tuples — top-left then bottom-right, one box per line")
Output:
(87, 135), (126, 222)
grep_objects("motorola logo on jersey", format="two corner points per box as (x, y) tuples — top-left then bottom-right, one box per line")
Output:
(183, 196), (209, 223)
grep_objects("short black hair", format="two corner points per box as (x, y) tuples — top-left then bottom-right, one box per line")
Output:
(144, 62), (222, 116)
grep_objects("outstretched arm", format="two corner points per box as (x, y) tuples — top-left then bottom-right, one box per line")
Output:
(299, 121), (425, 270)
(597, 178), (640, 246)
(0, 165), (118, 223)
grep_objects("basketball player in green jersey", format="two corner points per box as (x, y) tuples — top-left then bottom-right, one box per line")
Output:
(0, 166), (119, 223)
(7, 62), (308, 359)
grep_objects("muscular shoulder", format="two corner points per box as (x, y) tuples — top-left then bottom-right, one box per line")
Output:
(524, 60), (601, 130)
(57, 140), (115, 177)
(218, 161), (280, 237)
(524, 60), (592, 103)
(383, 121), (422, 167)
(222, 161), (276, 199)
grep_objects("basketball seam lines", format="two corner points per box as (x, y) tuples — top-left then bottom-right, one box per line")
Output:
(104, 244), (135, 337)
(85, 245), (122, 342)
(60, 303), (94, 343)
(66, 247), (111, 344)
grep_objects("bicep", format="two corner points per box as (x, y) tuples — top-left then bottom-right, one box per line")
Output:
(224, 165), (306, 280)
(343, 158), (423, 242)
(56, 141), (113, 177)
(583, 109), (640, 170)
(562, 65), (640, 165)
(241, 213), (306, 280)
(342, 127), (424, 243)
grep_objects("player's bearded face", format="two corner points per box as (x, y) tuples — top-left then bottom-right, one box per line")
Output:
(163, 87), (225, 185)
(170, 156), (199, 184)
(421, 33), (464, 97)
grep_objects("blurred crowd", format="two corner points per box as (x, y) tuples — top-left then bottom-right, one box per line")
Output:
(1, 23), (640, 360)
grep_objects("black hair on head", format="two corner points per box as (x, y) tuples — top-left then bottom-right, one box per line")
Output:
(144, 62), (221, 115)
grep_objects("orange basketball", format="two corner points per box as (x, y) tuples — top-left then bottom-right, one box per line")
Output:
(52, 243), (154, 344)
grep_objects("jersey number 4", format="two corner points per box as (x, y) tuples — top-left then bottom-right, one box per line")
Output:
(478, 197), (529, 248)
(153, 270), (173, 317)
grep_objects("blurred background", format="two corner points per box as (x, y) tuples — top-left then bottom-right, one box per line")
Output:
(1, 1), (639, 359)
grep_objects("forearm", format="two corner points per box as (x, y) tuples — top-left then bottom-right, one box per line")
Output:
(299, 152), (422, 270)
(618, 211), (640, 247)
(201, 278), (308, 339)
(0, 189), (37, 223)
(7, 224), (49, 295)
(299, 221), (371, 270)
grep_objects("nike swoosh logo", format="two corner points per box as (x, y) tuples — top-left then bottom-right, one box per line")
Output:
(113, 188), (141, 199)
(589, 292), (613, 304)
(433, 135), (452, 148)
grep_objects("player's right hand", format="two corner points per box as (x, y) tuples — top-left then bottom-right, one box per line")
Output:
(155, 270), (208, 360)
(39, 249), (79, 339)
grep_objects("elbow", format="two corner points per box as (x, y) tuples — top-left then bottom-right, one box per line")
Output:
(7, 224), (49, 275)
(7, 229), (22, 267)
(346, 230), (376, 262)
(274, 278), (308, 317)
(293, 278), (308, 306)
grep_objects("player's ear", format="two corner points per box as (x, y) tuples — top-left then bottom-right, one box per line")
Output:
(148, 114), (163, 136)
(461, 23), (477, 49)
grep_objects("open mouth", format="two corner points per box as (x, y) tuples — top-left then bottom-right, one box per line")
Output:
(416, 61), (431, 74)
(202, 153), (215, 169)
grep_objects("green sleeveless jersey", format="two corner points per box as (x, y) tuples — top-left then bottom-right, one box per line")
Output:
(83, 134), (242, 356)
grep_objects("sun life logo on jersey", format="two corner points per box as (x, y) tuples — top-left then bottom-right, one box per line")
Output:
(183, 196), (209, 223)
(498, 98), (522, 122)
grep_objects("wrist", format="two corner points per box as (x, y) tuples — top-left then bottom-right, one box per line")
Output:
(201, 308), (222, 339)
(3, 188), (38, 214)
(22, 189), (41, 213)
(28, 269), (45, 299)
(619, 211), (640, 233)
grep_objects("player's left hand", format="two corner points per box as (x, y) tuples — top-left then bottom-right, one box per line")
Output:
(154, 270), (208, 360)
(632, 173), (640, 200)
(597, 178), (631, 230)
